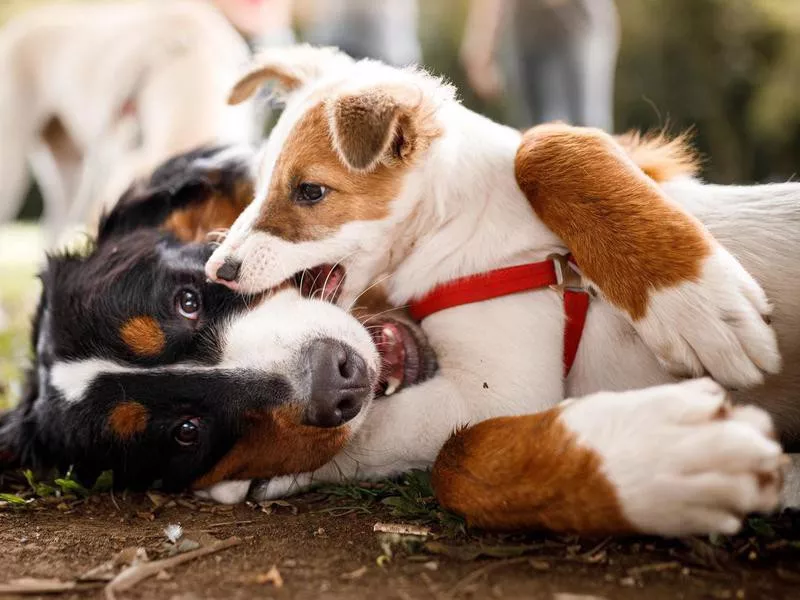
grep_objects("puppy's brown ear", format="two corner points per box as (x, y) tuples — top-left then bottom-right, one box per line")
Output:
(327, 86), (442, 172)
(228, 45), (354, 105)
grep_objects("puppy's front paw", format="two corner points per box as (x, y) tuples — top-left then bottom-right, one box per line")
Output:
(249, 474), (314, 501)
(198, 480), (252, 504)
(633, 245), (780, 389)
(563, 378), (785, 536)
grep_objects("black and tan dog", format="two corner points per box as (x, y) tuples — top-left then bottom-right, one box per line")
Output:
(0, 145), (435, 498)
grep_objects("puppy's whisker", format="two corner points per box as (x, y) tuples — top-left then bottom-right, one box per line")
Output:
(298, 269), (307, 298)
(359, 305), (410, 327)
(346, 272), (393, 312)
(321, 249), (359, 303)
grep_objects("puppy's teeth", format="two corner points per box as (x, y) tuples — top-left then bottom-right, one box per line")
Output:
(382, 326), (398, 343)
(384, 376), (402, 396)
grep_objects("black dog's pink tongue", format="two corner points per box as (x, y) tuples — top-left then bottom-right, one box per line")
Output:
(372, 322), (406, 396)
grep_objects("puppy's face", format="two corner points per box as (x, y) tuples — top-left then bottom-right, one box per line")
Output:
(0, 146), (380, 492)
(206, 47), (452, 304)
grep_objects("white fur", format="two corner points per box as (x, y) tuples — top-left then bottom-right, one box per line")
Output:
(208, 52), (796, 528)
(51, 359), (136, 404)
(560, 378), (783, 536)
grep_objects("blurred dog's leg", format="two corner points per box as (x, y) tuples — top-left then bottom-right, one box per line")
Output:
(30, 118), (85, 246)
(0, 89), (34, 228)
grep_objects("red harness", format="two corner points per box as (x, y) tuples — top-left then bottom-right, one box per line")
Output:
(409, 254), (590, 377)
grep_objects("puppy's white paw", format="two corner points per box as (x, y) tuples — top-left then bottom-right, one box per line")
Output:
(633, 246), (780, 389)
(562, 378), (785, 536)
(200, 480), (252, 504)
(249, 474), (315, 501)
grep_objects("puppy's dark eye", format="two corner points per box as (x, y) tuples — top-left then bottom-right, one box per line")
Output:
(173, 418), (201, 447)
(295, 183), (328, 205)
(176, 289), (201, 320)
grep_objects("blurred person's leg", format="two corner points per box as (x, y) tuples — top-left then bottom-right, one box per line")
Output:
(575, 0), (619, 131)
(304, 0), (421, 66)
(512, 0), (618, 130)
(516, 34), (578, 126)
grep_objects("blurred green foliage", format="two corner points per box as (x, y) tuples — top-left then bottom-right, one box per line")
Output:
(418, 0), (800, 184)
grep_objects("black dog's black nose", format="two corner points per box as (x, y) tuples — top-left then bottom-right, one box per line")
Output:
(303, 339), (370, 428)
(216, 257), (241, 282)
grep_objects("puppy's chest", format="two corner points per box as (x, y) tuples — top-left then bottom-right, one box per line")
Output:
(422, 292), (674, 414)
(422, 291), (567, 416)
(566, 300), (675, 397)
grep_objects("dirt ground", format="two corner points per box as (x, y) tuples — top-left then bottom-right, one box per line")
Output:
(2, 483), (800, 600)
(1, 226), (800, 599)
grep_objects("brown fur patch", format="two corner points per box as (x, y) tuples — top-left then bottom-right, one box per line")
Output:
(515, 123), (711, 320)
(254, 94), (440, 241)
(431, 408), (634, 534)
(615, 130), (701, 182)
(108, 401), (149, 440)
(330, 90), (405, 171)
(192, 405), (350, 488)
(120, 316), (166, 356)
(228, 66), (302, 105)
(163, 182), (252, 243)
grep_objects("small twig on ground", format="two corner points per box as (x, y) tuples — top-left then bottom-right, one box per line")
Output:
(581, 537), (612, 559)
(104, 536), (240, 600)
(109, 489), (121, 513)
(202, 520), (255, 529)
(0, 578), (101, 595)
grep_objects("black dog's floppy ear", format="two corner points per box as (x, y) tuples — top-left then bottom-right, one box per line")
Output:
(98, 145), (255, 243)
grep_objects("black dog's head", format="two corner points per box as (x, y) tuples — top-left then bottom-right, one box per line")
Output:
(0, 145), (435, 493)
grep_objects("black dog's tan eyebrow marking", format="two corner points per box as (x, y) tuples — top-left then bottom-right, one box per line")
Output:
(108, 401), (149, 439)
(120, 316), (166, 356)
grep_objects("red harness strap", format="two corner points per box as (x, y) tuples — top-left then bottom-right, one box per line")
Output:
(409, 256), (590, 377)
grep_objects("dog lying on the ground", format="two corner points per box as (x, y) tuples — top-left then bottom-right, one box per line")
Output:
(0, 0), (258, 244)
(0, 144), (788, 536)
(0, 146), (435, 493)
(203, 46), (798, 533)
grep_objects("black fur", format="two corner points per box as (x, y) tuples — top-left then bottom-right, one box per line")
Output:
(0, 146), (273, 490)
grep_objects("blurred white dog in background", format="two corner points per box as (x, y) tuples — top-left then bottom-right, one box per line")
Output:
(0, 0), (261, 245)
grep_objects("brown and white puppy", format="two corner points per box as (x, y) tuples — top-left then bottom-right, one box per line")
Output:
(191, 47), (795, 535)
(0, 0), (259, 245)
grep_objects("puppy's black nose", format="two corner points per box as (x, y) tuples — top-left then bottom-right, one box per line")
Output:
(303, 339), (370, 428)
(216, 257), (241, 282)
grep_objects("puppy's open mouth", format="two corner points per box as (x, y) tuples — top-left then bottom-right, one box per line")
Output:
(295, 264), (346, 303)
(293, 266), (437, 397)
(370, 318), (437, 397)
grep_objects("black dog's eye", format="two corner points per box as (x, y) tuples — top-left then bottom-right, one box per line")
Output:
(173, 418), (201, 447)
(295, 183), (329, 205)
(176, 289), (201, 321)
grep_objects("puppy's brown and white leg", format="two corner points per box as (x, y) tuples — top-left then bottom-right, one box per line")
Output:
(433, 378), (784, 535)
(515, 124), (780, 389)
